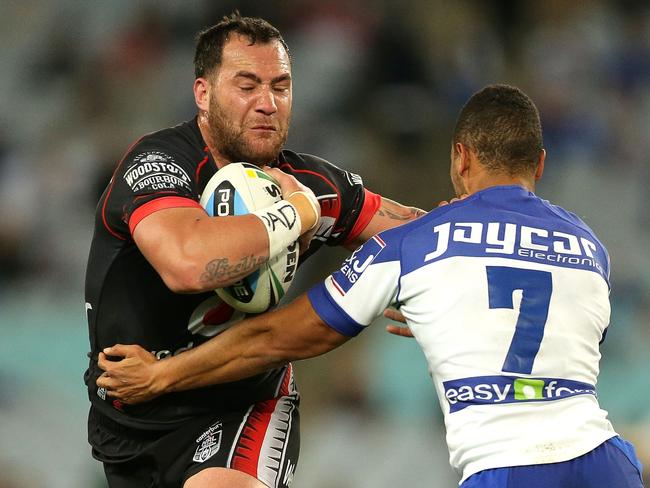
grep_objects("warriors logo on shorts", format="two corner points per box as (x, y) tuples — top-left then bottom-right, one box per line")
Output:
(193, 421), (223, 463)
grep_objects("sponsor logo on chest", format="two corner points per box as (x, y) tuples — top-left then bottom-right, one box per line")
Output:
(123, 151), (191, 192)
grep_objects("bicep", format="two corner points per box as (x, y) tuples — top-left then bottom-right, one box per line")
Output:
(132, 205), (269, 291)
(132, 205), (207, 270)
(345, 197), (426, 249)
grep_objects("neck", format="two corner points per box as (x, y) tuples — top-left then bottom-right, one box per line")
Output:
(467, 170), (535, 195)
(197, 112), (230, 169)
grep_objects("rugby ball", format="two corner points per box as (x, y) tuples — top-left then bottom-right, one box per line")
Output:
(200, 162), (298, 314)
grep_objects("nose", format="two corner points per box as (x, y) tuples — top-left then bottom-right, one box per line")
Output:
(255, 87), (277, 116)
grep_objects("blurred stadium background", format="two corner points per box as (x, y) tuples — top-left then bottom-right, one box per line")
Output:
(1, 0), (649, 486)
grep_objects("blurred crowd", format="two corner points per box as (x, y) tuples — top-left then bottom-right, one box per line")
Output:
(0, 0), (649, 486)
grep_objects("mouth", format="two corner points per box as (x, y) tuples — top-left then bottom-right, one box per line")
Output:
(250, 125), (277, 132)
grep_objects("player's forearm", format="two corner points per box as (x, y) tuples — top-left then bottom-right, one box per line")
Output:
(158, 319), (286, 393)
(156, 296), (347, 394)
(189, 193), (317, 291)
(133, 207), (275, 293)
(346, 197), (426, 249)
(371, 197), (427, 229)
(192, 214), (275, 290)
(136, 195), (317, 293)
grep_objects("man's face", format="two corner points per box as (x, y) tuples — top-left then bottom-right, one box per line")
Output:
(206, 35), (292, 165)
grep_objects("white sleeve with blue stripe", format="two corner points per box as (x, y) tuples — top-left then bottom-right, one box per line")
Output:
(307, 234), (401, 337)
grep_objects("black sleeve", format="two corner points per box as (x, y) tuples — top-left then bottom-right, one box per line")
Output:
(101, 135), (202, 239)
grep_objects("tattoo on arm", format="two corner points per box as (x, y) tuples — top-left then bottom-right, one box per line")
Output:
(200, 255), (267, 286)
(377, 204), (426, 221)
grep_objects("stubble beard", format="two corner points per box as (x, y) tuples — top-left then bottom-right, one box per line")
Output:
(207, 99), (289, 166)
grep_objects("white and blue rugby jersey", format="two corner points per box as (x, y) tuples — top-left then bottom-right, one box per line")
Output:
(307, 185), (617, 482)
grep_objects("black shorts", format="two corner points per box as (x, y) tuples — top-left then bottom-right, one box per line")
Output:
(88, 375), (300, 488)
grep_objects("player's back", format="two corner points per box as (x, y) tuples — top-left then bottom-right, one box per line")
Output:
(396, 185), (616, 482)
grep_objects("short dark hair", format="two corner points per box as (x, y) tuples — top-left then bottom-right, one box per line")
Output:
(452, 84), (543, 176)
(194, 12), (290, 79)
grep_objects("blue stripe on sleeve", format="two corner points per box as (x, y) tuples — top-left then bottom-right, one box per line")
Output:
(307, 282), (365, 337)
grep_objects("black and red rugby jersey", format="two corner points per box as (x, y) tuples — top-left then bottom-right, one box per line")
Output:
(84, 117), (381, 429)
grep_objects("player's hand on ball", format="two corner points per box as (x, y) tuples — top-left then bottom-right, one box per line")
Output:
(298, 227), (318, 256)
(97, 344), (164, 404)
(384, 307), (414, 338)
(263, 167), (320, 234)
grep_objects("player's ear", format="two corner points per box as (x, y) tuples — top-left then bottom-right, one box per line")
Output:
(194, 77), (210, 112)
(455, 142), (471, 176)
(535, 149), (546, 181)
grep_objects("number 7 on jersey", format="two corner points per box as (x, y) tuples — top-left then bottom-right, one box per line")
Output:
(486, 266), (553, 375)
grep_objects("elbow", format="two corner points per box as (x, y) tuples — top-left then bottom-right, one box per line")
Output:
(160, 259), (243, 293)
(260, 345), (293, 367)
(161, 274), (205, 295)
(161, 243), (254, 293)
(260, 331), (319, 364)
(164, 279), (204, 295)
(159, 259), (210, 294)
(243, 328), (294, 367)
(158, 242), (240, 293)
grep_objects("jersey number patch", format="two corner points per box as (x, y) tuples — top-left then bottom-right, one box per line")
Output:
(486, 266), (553, 374)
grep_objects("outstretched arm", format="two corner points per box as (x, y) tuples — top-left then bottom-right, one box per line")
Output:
(97, 295), (350, 404)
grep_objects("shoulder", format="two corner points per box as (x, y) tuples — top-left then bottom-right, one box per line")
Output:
(535, 196), (608, 251)
(370, 210), (441, 262)
(279, 150), (361, 182)
(538, 197), (610, 274)
(279, 150), (329, 168)
(540, 198), (597, 233)
(106, 120), (206, 199)
(114, 119), (206, 183)
(127, 119), (204, 161)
